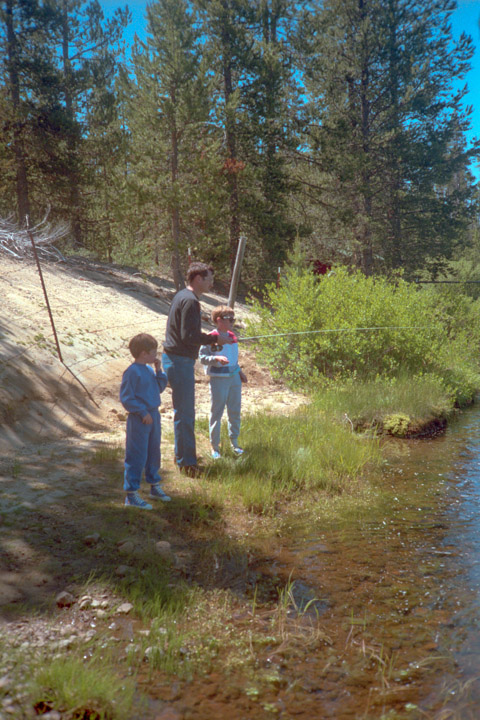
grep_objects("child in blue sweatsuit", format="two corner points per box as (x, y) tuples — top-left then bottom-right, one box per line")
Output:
(120, 333), (170, 509)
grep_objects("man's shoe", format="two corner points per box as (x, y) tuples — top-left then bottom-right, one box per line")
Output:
(232, 446), (244, 456)
(211, 450), (221, 460)
(125, 492), (152, 510)
(150, 484), (171, 502)
(179, 465), (201, 478)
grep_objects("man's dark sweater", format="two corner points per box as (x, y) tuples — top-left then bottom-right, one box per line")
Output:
(163, 288), (215, 359)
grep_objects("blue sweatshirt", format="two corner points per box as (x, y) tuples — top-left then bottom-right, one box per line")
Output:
(120, 363), (168, 419)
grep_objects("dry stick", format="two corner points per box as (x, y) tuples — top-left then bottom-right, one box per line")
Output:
(26, 218), (100, 408)
(228, 234), (247, 310)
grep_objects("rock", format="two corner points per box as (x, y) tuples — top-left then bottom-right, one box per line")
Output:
(96, 609), (107, 618)
(84, 533), (100, 546)
(79, 595), (93, 610)
(155, 541), (175, 563)
(144, 646), (165, 661)
(0, 676), (11, 690)
(116, 602), (134, 615)
(115, 565), (132, 577)
(118, 541), (135, 555)
(55, 591), (75, 608)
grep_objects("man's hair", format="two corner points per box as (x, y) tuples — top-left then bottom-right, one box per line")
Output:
(187, 262), (213, 285)
(128, 333), (158, 359)
(212, 305), (234, 323)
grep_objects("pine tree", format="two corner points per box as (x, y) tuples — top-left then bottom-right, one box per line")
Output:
(122, 0), (224, 287)
(298, 0), (480, 276)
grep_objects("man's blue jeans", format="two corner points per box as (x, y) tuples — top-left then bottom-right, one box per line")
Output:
(162, 352), (197, 467)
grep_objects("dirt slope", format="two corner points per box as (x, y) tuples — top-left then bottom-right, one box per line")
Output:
(0, 253), (303, 454)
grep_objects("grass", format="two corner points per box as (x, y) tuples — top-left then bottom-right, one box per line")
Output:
(86, 441), (124, 466)
(202, 404), (381, 512)
(311, 374), (454, 433)
(29, 654), (136, 719)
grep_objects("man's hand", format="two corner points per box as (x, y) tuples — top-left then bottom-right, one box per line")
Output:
(216, 356), (229, 365)
(142, 413), (153, 425)
(239, 370), (248, 383)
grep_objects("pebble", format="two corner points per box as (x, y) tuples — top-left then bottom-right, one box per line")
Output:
(79, 595), (93, 610)
(115, 565), (132, 577)
(118, 541), (135, 555)
(116, 602), (134, 615)
(155, 541), (175, 563)
(55, 591), (75, 608)
(84, 533), (100, 546)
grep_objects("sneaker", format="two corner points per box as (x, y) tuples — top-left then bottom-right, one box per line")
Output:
(150, 484), (171, 502)
(125, 492), (152, 510)
(232, 446), (244, 456)
(211, 450), (221, 460)
(179, 465), (201, 478)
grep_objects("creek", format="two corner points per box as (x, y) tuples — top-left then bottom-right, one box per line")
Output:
(264, 403), (480, 719)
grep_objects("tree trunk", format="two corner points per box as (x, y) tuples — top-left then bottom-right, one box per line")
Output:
(5, 0), (30, 226)
(221, 21), (240, 276)
(62, 0), (82, 248)
(170, 103), (185, 291)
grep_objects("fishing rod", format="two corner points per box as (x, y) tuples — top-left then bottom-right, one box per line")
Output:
(237, 325), (435, 342)
(210, 325), (436, 351)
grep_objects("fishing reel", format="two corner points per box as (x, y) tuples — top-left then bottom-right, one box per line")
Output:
(211, 343), (224, 352)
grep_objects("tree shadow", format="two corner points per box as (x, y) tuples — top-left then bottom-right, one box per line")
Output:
(0, 442), (285, 620)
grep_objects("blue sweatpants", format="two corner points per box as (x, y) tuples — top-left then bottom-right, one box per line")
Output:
(209, 374), (242, 452)
(124, 409), (162, 492)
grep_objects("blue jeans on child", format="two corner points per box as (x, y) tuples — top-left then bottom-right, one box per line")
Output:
(162, 352), (197, 467)
(124, 409), (162, 492)
(209, 373), (242, 451)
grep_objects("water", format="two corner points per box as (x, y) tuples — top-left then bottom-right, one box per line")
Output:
(278, 405), (480, 718)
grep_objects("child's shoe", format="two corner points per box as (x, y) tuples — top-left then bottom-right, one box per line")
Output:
(211, 450), (221, 460)
(232, 446), (244, 456)
(125, 492), (153, 510)
(150, 484), (171, 502)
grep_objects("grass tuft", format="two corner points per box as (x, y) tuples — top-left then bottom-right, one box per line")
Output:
(30, 654), (135, 719)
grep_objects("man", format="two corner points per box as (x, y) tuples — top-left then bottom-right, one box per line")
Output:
(162, 262), (233, 476)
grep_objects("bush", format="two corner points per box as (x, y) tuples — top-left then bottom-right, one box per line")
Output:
(246, 265), (480, 403)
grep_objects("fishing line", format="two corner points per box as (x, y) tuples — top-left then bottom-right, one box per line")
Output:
(237, 325), (436, 342)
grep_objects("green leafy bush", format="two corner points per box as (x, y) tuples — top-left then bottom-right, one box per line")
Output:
(246, 265), (480, 403)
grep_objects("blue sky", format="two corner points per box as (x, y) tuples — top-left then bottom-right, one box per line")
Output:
(101, 0), (480, 178)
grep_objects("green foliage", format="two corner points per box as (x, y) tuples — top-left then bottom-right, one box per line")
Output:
(382, 413), (411, 437)
(30, 655), (135, 720)
(205, 404), (381, 512)
(312, 374), (453, 430)
(246, 265), (480, 402)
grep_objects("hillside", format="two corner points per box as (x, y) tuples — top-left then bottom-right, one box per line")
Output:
(0, 254), (304, 453)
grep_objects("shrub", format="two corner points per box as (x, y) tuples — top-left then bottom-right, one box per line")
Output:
(246, 265), (480, 402)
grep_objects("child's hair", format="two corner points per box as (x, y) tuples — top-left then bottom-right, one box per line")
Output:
(211, 305), (234, 323)
(187, 262), (213, 284)
(128, 333), (158, 359)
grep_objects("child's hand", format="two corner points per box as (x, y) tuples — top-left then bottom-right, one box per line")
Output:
(216, 356), (229, 365)
(153, 358), (162, 372)
(239, 370), (248, 383)
(142, 413), (153, 425)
